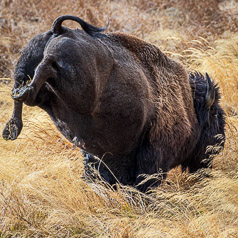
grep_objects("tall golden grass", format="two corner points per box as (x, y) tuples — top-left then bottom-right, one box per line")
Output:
(0, 0), (238, 237)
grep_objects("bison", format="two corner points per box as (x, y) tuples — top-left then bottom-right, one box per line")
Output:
(2, 15), (225, 192)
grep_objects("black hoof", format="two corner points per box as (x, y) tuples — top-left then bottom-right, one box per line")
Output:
(2, 118), (23, 140)
(11, 86), (31, 101)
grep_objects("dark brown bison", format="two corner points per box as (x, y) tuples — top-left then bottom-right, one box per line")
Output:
(2, 15), (225, 192)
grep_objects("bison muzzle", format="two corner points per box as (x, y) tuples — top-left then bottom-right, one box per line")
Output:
(2, 15), (225, 192)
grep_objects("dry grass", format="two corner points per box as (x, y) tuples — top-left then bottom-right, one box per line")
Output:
(0, 0), (238, 237)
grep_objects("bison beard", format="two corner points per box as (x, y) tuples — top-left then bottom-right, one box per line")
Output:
(2, 15), (225, 192)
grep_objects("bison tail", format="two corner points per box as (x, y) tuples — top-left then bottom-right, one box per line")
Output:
(52, 15), (107, 37)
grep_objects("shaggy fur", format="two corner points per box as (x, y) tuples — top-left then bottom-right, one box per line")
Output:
(2, 15), (225, 192)
(181, 72), (226, 172)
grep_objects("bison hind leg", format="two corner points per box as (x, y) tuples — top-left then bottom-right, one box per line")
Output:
(2, 117), (23, 140)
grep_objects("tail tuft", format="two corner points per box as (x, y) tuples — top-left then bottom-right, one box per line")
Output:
(52, 15), (107, 37)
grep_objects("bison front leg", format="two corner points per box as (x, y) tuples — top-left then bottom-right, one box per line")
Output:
(2, 100), (23, 140)
(135, 141), (168, 193)
(84, 152), (135, 187)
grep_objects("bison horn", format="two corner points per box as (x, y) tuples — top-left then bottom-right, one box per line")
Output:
(205, 73), (215, 110)
(52, 15), (107, 36)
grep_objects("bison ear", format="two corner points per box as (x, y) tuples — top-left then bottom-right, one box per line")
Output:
(205, 73), (215, 110)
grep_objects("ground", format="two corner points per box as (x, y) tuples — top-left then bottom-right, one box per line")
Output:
(0, 0), (238, 237)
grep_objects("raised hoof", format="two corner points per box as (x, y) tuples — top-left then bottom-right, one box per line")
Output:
(2, 118), (22, 140)
(11, 86), (31, 101)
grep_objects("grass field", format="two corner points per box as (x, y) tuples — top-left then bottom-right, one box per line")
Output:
(0, 0), (238, 237)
